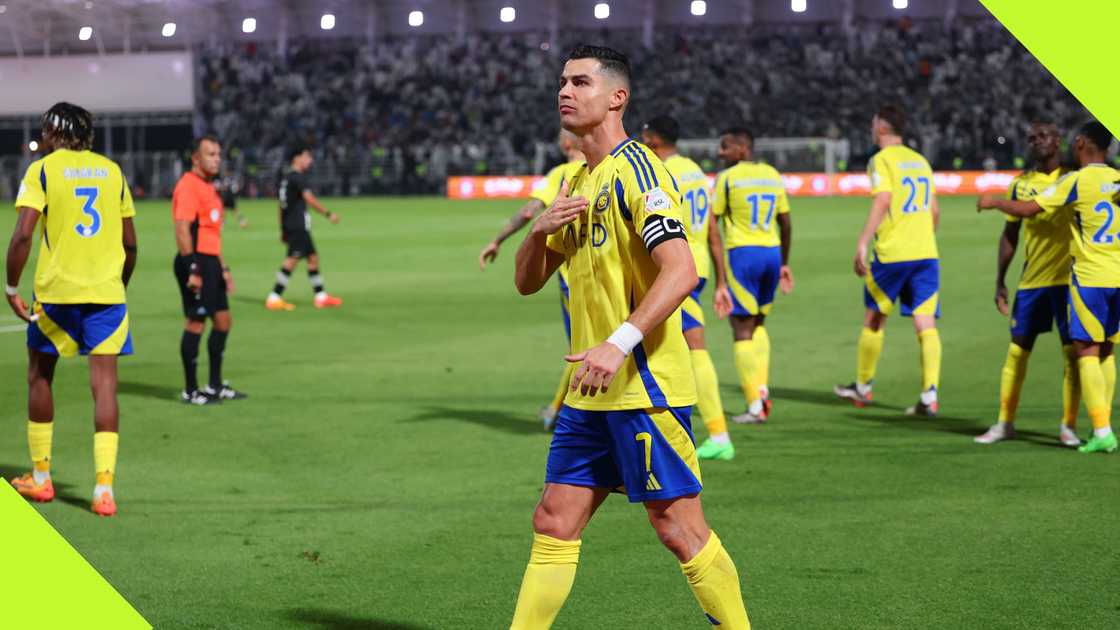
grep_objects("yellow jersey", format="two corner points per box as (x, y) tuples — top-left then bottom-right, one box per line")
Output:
(1035, 164), (1120, 288)
(712, 161), (789, 249)
(1005, 168), (1069, 289)
(15, 149), (135, 304)
(664, 154), (712, 279)
(867, 145), (938, 263)
(545, 139), (697, 411)
(531, 160), (584, 285)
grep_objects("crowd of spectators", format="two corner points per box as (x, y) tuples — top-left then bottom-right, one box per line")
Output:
(195, 18), (1090, 195)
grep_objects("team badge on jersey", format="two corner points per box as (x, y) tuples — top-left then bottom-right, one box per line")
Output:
(594, 184), (611, 214)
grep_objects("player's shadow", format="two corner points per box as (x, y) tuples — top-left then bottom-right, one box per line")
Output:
(118, 380), (181, 402)
(0, 463), (88, 510)
(720, 384), (907, 411)
(286, 608), (431, 630)
(841, 411), (987, 436)
(404, 406), (545, 436)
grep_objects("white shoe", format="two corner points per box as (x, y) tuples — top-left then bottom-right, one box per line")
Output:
(1059, 426), (1082, 447)
(731, 409), (767, 424)
(974, 422), (1014, 444)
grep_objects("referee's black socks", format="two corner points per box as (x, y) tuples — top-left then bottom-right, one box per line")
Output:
(208, 330), (229, 390)
(181, 330), (202, 393)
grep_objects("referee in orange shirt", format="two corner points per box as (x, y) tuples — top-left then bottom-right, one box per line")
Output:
(172, 135), (246, 404)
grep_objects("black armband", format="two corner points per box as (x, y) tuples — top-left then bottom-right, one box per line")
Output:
(641, 215), (686, 252)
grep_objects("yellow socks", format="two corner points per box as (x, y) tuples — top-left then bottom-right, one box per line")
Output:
(510, 533), (581, 630)
(733, 340), (760, 405)
(1102, 354), (1116, 411)
(93, 432), (118, 492)
(753, 326), (771, 393)
(1062, 345), (1080, 428)
(549, 363), (577, 412)
(918, 329), (941, 392)
(1078, 356), (1111, 434)
(28, 420), (53, 483)
(690, 349), (728, 439)
(998, 343), (1030, 423)
(680, 531), (751, 630)
(857, 327), (884, 386)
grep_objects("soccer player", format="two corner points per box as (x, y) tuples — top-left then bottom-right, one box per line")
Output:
(712, 127), (794, 424)
(265, 144), (342, 311)
(975, 121), (1081, 446)
(5, 102), (137, 516)
(835, 105), (942, 416)
(978, 121), (1120, 454)
(173, 135), (246, 404)
(642, 115), (737, 460)
(479, 130), (585, 429)
(509, 45), (751, 629)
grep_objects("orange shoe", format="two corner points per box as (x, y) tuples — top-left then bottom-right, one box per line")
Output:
(91, 491), (117, 517)
(314, 293), (343, 309)
(265, 296), (296, 311)
(10, 473), (55, 502)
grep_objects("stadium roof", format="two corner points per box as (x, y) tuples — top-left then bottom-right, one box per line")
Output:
(0, 0), (997, 57)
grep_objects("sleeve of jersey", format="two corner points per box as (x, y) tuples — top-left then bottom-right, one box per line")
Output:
(171, 183), (198, 221)
(711, 172), (728, 216)
(621, 163), (687, 254)
(1004, 177), (1021, 223)
(14, 162), (46, 212)
(1034, 174), (1078, 215)
(530, 167), (563, 206)
(868, 154), (892, 195)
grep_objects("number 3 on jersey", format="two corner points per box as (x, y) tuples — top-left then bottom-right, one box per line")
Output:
(73, 187), (101, 238)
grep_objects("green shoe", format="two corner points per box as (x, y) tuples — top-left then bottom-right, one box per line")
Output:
(696, 438), (735, 461)
(1078, 433), (1118, 454)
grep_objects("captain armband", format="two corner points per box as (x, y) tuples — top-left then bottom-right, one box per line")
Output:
(641, 215), (686, 253)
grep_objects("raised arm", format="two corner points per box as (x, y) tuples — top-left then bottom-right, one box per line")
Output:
(994, 220), (1021, 315)
(854, 191), (891, 277)
(480, 198), (546, 270)
(5, 208), (39, 321)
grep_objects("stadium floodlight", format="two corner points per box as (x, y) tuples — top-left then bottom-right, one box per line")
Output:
(408, 10), (424, 27)
(691, 1), (707, 16)
(791, 0), (806, 12)
(28, 140), (38, 152)
(78, 26), (93, 41)
(242, 17), (256, 33)
(321, 13), (335, 30)
(0, 5), (7, 14)
(162, 22), (176, 37)
(500, 6), (515, 23)
(594, 3), (609, 19)
(893, 0), (908, 8)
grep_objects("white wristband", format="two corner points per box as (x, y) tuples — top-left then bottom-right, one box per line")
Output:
(4, 284), (18, 297)
(606, 322), (643, 356)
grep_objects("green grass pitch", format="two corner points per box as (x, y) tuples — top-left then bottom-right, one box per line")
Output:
(1, 195), (1118, 629)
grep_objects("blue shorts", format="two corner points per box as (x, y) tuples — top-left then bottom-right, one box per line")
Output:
(559, 273), (571, 343)
(681, 278), (706, 332)
(864, 258), (940, 318)
(1011, 286), (1070, 343)
(27, 303), (133, 358)
(1069, 274), (1120, 343)
(727, 246), (781, 317)
(546, 405), (703, 503)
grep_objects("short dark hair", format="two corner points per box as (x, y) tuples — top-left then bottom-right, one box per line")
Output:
(720, 126), (754, 147)
(41, 102), (94, 151)
(1080, 120), (1114, 152)
(876, 104), (906, 136)
(643, 115), (680, 145)
(567, 45), (631, 86)
(192, 134), (220, 153)
(287, 142), (311, 162)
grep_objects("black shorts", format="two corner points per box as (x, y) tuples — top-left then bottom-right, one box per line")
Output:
(174, 254), (229, 319)
(284, 230), (317, 258)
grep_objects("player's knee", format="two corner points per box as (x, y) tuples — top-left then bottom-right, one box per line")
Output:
(647, 512), (692, 559)
(531, 501), (580, 540)
(864, 311), (886, 331)
(185, 319), (205, 334)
